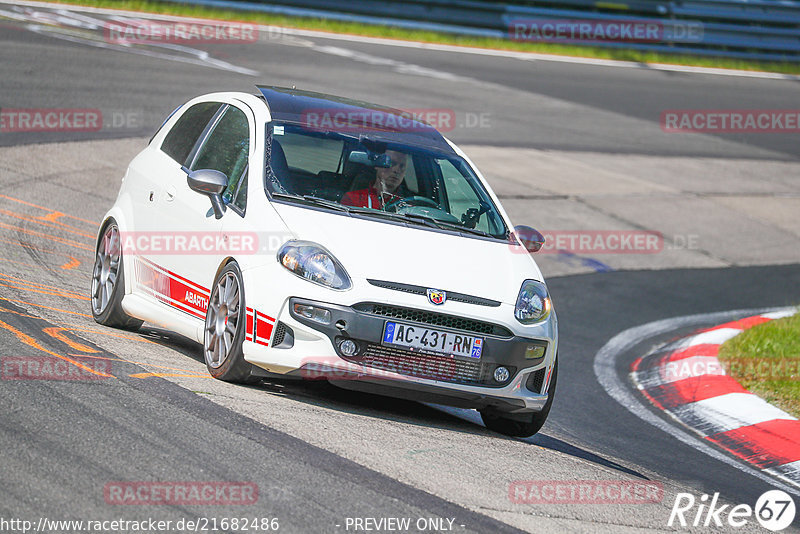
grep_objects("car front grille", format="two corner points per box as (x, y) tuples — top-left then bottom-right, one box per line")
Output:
(353, 303), (512, 338)
(272, 322), (287, 346)
(367, 279), (501, 307)
(343, 343), (487, 385)
(526, 368), (547, 393)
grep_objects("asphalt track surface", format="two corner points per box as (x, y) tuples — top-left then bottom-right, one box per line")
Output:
(1, 3), (800, 533)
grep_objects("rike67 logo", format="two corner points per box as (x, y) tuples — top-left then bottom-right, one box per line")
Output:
(669, 490), (796, 531)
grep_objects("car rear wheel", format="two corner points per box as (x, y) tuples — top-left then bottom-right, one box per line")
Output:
(203, 262), (259, 384)
(481, 357), (558, 438)
(91, 220), (143, 331)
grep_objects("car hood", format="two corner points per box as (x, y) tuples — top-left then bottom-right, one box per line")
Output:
(272, 203), (544, 305)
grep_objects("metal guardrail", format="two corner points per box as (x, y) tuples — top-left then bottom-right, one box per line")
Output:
(176, 0), (800, 61)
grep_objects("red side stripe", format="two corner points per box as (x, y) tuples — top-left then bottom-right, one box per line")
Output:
(643, 375), (749, 410)
(136, 256), (210, 295)
(245, 307), (254, 342)
(254, 315), (274, 346)
(256, 310), (276, 323)
(706, 419), (800, 469)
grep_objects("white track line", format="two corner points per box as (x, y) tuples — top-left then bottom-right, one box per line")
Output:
(4, 0), (800, 81)
(593, 306), (800, 495)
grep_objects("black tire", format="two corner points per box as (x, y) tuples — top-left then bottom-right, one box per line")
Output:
(481, 358), (558, 438)
(203, 262), (259, 384)
(91, 220), (143, 331)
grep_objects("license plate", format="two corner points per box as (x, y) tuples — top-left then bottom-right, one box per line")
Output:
(382, 321), (483, 359)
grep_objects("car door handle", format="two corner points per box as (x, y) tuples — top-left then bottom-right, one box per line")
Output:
(165, 186), (176, 202)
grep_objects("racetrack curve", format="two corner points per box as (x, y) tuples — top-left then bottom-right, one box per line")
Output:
(1, 2), (800, 532)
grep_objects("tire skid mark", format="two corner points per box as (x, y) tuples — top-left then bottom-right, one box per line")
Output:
(0, 296), (90, 317)
(0, 255), (49, 270)
(0, 302), (205, 375)
(59, 325), (158, 345)
(130, 372), (211, 379)
(43, 327), (99, 353)
(0, 193), (97, 226)
(0, 236), (92, 262)
(0, 207), (95, 239)
(0, 280), (87, 300)
(0, 271), (84, 294)
(0, 220), (92, 250)
(62, 352), (207, 375)
(0, 316), (113, 378)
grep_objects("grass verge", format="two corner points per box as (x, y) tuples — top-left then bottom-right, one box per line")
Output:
(718, 312), (800, 418)
(40, 0), (800, 75)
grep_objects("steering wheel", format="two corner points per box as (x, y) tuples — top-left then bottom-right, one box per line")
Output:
(384, 196), (440, 212)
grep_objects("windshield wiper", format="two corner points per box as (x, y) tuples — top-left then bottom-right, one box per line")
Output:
(271, 193), (352, 213)
(272, 194), (504, 238)
(400, 213), (497, 238)
(346, 208), (440, 229)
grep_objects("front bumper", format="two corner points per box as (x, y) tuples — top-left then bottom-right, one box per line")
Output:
(244, 296), (557, 414)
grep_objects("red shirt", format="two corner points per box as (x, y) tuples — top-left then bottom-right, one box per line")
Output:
(340, 187), (401, 209)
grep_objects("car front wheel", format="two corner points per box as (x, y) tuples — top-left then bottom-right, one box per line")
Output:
(203, 262), (259, 384)
(480, 357), (558, 438)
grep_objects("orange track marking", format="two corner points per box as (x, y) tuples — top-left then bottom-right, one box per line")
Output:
(0, 194), (97, 225)
(60, 256), (81, 270)
(0, 305), (40, 319)
(61, 325), (158, 345)
(0, 208), (95, 239)
(130, 372), (211, 379)
(0, 256), (45, 270)
(0, 318), (113, 378)
(66, 352), (202, 374)
(0, 297), (91, 318)
(0, 281), (88, 300)
(0, 236), (93, 261)
(0, 221), (93, 251)
(43, 327), (100, 353)
(0, 272), (84, 293)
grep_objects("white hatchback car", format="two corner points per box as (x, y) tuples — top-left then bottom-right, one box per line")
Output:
(92, 86), (558, 437)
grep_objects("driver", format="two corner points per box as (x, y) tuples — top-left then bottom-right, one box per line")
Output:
(341, 150), (408, 209)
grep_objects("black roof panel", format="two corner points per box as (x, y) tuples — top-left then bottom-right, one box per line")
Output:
(257, 85), (455, 154)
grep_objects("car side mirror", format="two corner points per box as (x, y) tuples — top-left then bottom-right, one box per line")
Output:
(514, 225), (545, 253)
(187, 168), (227, 219)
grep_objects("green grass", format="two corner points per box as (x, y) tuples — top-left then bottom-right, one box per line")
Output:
(718, 312), (800, 418)
(43, 0), (800, 75)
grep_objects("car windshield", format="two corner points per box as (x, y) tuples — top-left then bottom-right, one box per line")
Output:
(264, 123), (508, 239)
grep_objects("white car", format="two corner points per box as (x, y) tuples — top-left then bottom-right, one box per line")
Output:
(91, 86), (558, 437)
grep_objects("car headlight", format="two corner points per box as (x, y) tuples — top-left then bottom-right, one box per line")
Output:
(514, 280), (551, 324)
(277, 241), (351, 290)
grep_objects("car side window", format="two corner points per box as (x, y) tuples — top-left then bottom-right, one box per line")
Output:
(161, 102), (222, 165)
(191, 105), (251, 212)
(232, 172), (248, 211)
